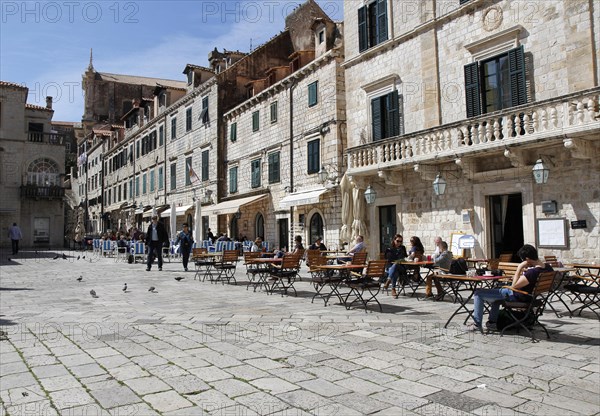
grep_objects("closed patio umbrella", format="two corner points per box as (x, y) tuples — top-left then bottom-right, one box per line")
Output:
(170, 204), (176, 240)
(339, 174), (353, 243)
(194, 199), (201, 243)
(352, 187), (368, 239)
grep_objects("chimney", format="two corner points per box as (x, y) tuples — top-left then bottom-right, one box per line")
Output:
(46, 96), (53, 109)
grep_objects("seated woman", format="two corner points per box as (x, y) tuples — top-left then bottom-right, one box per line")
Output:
(466, 244), (553, 332)
(408, 236), (425, 262)
(383, 234), (408, 297)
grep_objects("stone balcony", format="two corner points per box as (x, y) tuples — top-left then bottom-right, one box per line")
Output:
(347, 88), (600, 176)
(20, 185), (65, 199)
(28, 131), (66, 146)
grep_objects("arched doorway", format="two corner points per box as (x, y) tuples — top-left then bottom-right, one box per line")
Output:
(255, 213), (264, 239)
(309, 212), (324, 245)
(230, 215), (239, 240)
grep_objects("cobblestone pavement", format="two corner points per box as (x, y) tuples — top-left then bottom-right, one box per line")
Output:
(1, 250), (599, 416)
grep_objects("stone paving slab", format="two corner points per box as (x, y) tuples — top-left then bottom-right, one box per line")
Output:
(1, 250), (599, 415)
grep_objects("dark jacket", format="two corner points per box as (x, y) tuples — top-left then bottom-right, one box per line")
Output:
(385, 245), (408, 265)
(176, 231), (194, 252)
(145, 221), (169, 245)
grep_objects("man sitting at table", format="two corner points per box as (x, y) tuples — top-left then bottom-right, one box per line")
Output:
(465, 244), (553, 332)
(426, 241), (452, 300)
(337, 235), (365, 264)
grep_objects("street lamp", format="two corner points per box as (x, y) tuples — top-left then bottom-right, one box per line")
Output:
(532, 158), (550, 184)
(364, 185), (377, 204)
(433, 173), (447, 196)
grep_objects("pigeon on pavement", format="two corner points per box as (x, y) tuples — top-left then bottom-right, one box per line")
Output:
(123, 283), (128, 292)
(83, 255), (86, 259)
(174, 277), (184, 281)
(53, 255), (59, 260)
(77, 255), (80, 260)
(90, 289), (97, 298)
(62, 253), (67, 260)
(148, 286), (155, 292)
(77, 275), (83, 282)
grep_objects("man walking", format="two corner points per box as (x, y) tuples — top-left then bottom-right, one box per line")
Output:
(8, 223), (23, 255)
(145, 216), (168, 271)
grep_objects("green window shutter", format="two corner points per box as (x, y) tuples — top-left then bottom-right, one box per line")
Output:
(229, 167), (238, 193)
(377, 0), (388, 44)
(268, 152), (280, 183)
(201, 150), (209, 181)
(358, 6), (368, 52)
(387, 90), (399, 138)
(371, 96), (383, 141)
(230, 122), (237, 142)
(464, 62), (482, 118)
(252, 111), (259, 131)
(508, 45), (527, 107)
(308, 82), (318, 107)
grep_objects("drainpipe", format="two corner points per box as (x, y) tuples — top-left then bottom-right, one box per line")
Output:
(289, 79), (297, 251)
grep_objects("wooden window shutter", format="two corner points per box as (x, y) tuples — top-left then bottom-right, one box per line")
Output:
(387, 90), (400, 138)
(508, 45), (527, 107)
(377, 0), (388, 44)
(371, 96), (383, 141)
(464, 62), (482, 118)
(358, 6), (368, 52)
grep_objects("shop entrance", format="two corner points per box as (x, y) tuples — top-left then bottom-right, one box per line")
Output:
(489, 193), (524, 261)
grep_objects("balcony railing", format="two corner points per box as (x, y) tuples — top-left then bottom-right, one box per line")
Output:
(28, 131), (65, 145)
(347, 88), (600, 174)
(20, 185), (65, 199)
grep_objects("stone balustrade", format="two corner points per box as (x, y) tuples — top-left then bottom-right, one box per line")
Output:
(347, 88), (600, 174)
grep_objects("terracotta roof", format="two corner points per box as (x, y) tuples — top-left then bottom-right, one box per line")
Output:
(0, 80), (27, 89)
(183, 64), (214, 74)
(97, 72), (186, 89)
(25, 103), (53, 112)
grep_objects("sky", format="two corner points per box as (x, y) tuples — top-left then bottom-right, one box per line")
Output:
(1, 0), (344, 122)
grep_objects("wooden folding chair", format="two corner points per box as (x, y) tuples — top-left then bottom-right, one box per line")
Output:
(500, 271), (558, 341)
(350, 251), (368, 265)
(564, 272), (600, 320)
(268, 254), (302, 296)
(243, 252), (264, 291)
(344, 260), (386, 312)
(310, 255), (343, 306)
(213, 250), (239, 285)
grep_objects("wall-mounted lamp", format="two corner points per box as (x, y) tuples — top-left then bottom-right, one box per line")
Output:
(532, 158), (550, 184)
(318, 164), (339, 185)
(364, 184), (377, 204)
(433, 173), (447, 196)
(202, 189), (213, 204)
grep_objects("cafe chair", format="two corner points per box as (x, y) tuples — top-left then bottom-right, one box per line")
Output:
(345, 260), (387, 312)
(213, 250), (239, 285)
(499, 271), (557, 341)
(564, 272), (600, 320)
(268, 254), (302, 297)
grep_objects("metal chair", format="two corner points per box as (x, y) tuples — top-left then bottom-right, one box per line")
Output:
(213, 250), (239, 285)
(345, 260), (387, 312)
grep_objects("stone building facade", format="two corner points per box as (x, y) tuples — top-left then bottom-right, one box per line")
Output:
(0, 81), (66, 248)
(343, 0), (599, 262)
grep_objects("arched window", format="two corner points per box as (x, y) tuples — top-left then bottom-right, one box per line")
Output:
(255, 213), (264, 239)
(27, 158), (60, 186)
(309, 213), (324, 244)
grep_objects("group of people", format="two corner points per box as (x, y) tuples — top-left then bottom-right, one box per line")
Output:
(381, 235), (451, 298)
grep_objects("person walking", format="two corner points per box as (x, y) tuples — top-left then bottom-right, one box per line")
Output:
(176, 223), (194, 271)
(8, 223), (23, 255)
(145, 216), (168, 271)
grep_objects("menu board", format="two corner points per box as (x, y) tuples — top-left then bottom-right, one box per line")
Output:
(537, 218), (568, 248)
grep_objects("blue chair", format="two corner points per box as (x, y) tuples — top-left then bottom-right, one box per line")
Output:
(131, 242), (146, 263)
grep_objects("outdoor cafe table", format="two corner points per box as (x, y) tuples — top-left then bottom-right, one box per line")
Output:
(192, 252), (221, 281)
(246, 257), (283, 292)
(314, 264), (367, 307)
(431, 273), (506, 328)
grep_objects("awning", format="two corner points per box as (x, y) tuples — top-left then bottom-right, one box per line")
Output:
(160, 204), (189, 218)
(144, 204), (170, 218)
(279, 188), (328, 209)
(204, 194), (267, 216)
